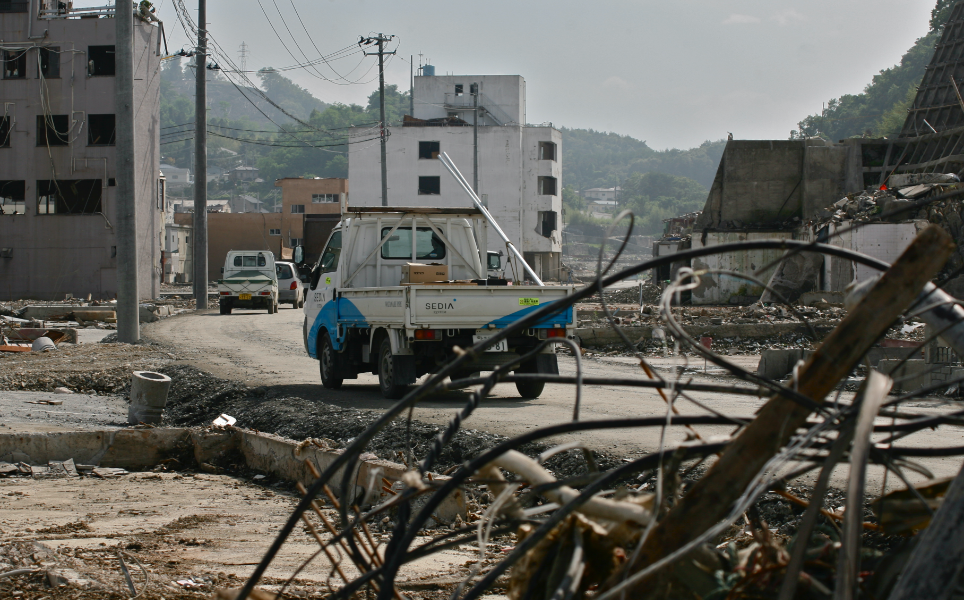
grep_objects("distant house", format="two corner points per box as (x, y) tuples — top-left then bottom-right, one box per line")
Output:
(229, 194), (270, 213)
(229, 166), (260, 182)
(172, 199), (231, 213)
(160, 166), (193, 190)
(582, 187), (620, 201)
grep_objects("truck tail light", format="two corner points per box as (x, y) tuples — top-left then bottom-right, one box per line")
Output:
(544, 328), (566, 338)
(259, 291), (271, 296)
(290, 281), (298, 290)
(414, 329), (440, 340)
(220, 291), (229, 295)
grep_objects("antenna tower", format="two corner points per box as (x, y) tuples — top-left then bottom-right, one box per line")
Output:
(238, 41), (249, 73)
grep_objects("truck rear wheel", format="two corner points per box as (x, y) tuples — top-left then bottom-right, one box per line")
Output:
(219, 301), (232, 315)
(514, 354), (558, 399)
(515, 379), (546, 399)
(319, 331), (343, 389)
(378, 338), (409, 400)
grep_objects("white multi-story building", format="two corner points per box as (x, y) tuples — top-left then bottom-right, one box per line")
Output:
(348, 73), (562, 281)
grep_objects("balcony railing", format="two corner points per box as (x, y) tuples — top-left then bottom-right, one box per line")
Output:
(39, 3), (114, 19)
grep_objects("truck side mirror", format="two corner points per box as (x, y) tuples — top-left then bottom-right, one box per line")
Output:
(293, 246), (304, 265)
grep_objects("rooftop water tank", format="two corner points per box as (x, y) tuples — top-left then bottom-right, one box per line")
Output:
(421, 64), (435, 76)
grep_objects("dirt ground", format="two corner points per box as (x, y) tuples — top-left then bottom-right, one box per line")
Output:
(0, 470), (500, 599)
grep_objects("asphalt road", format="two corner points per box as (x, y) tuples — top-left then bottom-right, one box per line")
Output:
(145, 306), (964, 490)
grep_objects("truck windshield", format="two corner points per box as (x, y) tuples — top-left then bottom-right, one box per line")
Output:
(319, 231), (342, 272)
(234, 255), (266, 267)
(380, 227), (446, 260)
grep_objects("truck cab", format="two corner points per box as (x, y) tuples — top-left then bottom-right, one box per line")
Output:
(300, 207), (575, 400)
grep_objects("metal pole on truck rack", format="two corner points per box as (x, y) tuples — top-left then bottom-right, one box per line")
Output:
(439, 152), (544, 286)
(115, 0), (139, 343)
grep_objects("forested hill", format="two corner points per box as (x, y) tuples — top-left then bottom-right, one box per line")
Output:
(160, 56), (726, 190)
(561, 128), (725, 190)
(792, 1), (955, 140)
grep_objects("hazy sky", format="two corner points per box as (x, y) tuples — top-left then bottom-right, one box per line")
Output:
(157, 0), (936, 150)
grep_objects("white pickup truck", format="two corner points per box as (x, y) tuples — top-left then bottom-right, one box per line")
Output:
(218, 250), (280, 314)
(299, 207), (575, 399)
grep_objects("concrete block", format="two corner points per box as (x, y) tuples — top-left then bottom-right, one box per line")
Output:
(877, 359), (942, 393)
(0, 429), (190, 468)
(191, 429), (237, 464)
(799, 291), (846, 306)
(138, 305), (159, 323)
(236, 430), (465, 523)
(756, 349), (811, 380)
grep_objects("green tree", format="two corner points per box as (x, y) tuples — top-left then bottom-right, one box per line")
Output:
(366, 84), (411, 124)
(620, 172), (707, 235)
(561, 185), (585, 212)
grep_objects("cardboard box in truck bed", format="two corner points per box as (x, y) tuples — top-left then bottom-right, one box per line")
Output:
(401, 263), (449, 284)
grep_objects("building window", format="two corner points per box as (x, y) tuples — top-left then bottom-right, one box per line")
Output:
(538, 176), (557, 196)
(38, 46), (60, 78)
(290, 237), (303, 247)
(538, 210), (557, 238)
(454, 84), (463, 96)
(418, 141), (440, 159)
(37, 115), (70, 146)
(3, 49), (26, 79)
(87, 46), (115, 76)
(311, 193), (338, 203)
(539, 141), (556, 161)
(0, 180), (26, 214)
(268, 228), (281, 236)
(418, 176), (441, 195)
(87, 114), (115, 146)
(0, 116), (10, 147)
(380, 227), (446, 260)
(0, 1), (30, 13)
(37, 179), (102, 214)
(290, 204), (305, 214)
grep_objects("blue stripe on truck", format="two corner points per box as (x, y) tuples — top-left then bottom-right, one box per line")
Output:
(307, 298), (369, 358)
(483, 300), (574, 330)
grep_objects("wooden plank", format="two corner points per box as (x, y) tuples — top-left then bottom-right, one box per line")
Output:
(609, 224), (955, 595)
(889, 461), (964, 599)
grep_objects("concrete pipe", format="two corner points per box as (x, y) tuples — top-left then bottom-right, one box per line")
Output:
(128, 371), (173, 425)
(31, 337), (57, 352)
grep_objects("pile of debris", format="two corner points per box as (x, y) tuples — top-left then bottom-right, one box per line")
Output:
(0, 341), (176, 394)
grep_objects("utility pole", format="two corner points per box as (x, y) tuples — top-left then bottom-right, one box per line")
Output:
(193, 0), (208, 309)
(115, 0), (138, 342)
(409, 55), (414, 117)
(472, 82), (479, 193)
(361, 34), (395, 206)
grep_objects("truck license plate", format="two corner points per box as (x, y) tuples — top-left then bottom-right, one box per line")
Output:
(473, 331), (507, 353)
(238, 293), (252, 300)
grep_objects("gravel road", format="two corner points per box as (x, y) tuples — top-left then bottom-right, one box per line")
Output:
(144, 307), (964, 489)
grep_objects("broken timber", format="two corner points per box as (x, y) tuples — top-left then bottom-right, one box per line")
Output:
(607, 224), (956, 595)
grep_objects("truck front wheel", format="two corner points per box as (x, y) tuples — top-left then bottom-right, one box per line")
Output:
(318, 331), (345, 390)
(319, 331), (343, 389)
(378, 338), (409, 400)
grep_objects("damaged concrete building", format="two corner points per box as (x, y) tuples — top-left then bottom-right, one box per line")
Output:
(665, 4), (964, 305)
(0, 1), (163, 300)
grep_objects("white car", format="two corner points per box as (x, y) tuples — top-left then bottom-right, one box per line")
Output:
(276, 261), (304, 308)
